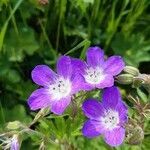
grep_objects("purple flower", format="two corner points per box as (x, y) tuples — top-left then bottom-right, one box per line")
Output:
(27, 56), (82, 115)
(1, 135), (20, 150)
(72, 47), (125, 90)
(82, 86), (128, 147)
(10, 135), (20, 150)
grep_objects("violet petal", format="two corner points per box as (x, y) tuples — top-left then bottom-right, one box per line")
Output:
(28, 88), (51, 110)
(82, 99), (104, 119)
(57, 56), (72, 79)
(31, 65), (57, 87)
(96, 74), (114, 89)
(86, 47), (104, 67)
(116, 101), (128, 124)
(102, 86), (121, 109)
(104, 56), (125, 76)
(82, 120), (104, 138)
(104, 127), (125, 147)
(51, 97), (71, 115)
(71, 58), (86, 74)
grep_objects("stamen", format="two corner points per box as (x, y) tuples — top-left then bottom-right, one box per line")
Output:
(100, 109), (119, 130)
(49, 77), (71, 100)
(84, 67), (105, 84)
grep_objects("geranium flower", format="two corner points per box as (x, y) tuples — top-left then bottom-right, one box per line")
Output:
(82, 86), (128, 147)
(28, 56), (82, 115)
(1, 134), (20, 150)
(72, 47), (125, 90)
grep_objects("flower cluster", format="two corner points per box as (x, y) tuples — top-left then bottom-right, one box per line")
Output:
(27, 46), (128, 146)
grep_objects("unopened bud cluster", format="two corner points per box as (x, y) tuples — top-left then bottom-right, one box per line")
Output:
(117, 66), (150, 90)
(125, 123), (144, 145)
(117, 66), (139, 85)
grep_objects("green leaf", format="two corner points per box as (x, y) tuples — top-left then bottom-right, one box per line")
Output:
(3, 105), (31, 123)
(65, 39), (91, 58)
(0, 22), (8, 51)
(4, 27), (39, 62)
(111, 33), (150, 66)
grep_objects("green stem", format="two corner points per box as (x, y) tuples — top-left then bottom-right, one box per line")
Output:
(65, 39), (90, 58)
(0, 0), (24, 51)
(39, 19), (57, 60)
(9, 5), (19, 36)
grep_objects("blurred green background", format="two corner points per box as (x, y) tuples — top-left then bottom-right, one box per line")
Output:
(0, 0), (150, 149)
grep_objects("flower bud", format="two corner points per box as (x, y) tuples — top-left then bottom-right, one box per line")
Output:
(123, 66), (139, 76)
(126, 124), (144, 145)
(7, 121), (21, 130)
(116, 74), (133, 84)
(133, 74), (150, 89)
(30, 107), (50, 126)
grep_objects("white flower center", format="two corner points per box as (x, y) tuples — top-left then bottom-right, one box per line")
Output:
(49, 78), (71, 100)
(84, 67), (105, 84)
(100, 109), (119, 130)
